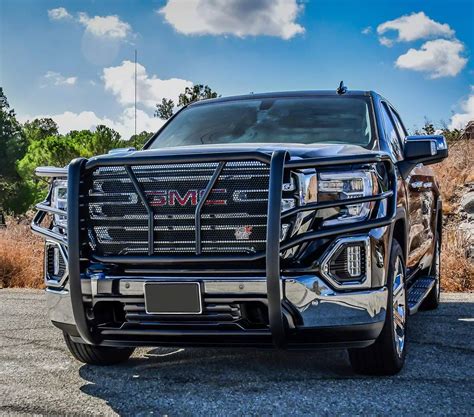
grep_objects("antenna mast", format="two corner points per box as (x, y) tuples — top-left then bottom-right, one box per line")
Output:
(134, 49), (137, 137)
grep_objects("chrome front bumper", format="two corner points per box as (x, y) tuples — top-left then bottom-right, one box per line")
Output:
(47, 275), (387, 331)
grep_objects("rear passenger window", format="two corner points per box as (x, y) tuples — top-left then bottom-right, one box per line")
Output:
(380, 103), (403, 160)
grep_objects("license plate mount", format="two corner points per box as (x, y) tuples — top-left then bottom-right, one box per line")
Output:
(144, 282), (202, 315)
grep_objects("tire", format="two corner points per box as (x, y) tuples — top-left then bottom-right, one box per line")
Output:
(348, 239), (408, 375)
(63, 332), (135, 365)
(421, 234), (441, 310)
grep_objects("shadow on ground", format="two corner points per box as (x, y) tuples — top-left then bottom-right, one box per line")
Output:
(78, 301), (474, 416)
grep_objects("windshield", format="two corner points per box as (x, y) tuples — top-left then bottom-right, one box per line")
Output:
(149, 96), (374, 149)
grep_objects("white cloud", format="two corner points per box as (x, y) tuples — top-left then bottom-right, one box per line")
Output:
(377, 12), (454, 45)
(395, 39), (467, 78)
(361, 26), (372, 35)
(158, 0), (305, 40)
(378, 36), (394, 47)
(449, 87), (474, 130)
(78, 13), (132, 39)
(25, 61), (191, 139)
(48, 8), (132, 40)
(48, 7), (72, 21)
(102, 60), (192, 109)
(42, 71), (77, 86)
(20, 108), (165, 140)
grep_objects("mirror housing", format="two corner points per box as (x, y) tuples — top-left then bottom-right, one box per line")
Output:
(398, 135), (448, 179)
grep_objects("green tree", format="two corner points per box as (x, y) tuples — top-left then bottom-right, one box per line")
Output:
(64, 129), (96, 155)
(415, 119), (463, 143)
(128, 131), (153, 149)
(78, 125), (122, 157)
(0, 87), (27, 213)
(178, 84), (219, 107)
(155, 84), (219, 120)
(16, 125), (124, 212)
(422, 122), (435, 135)
(154, 98), (174, 120)
(23, 118), (58, 143)
(17, 134), (81, 210)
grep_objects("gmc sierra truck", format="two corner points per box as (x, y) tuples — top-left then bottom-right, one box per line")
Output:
(32, 88), (448, 375)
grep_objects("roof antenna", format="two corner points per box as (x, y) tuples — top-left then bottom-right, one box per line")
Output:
(134, 49), (137, 138)
(336, 80), (347, 95)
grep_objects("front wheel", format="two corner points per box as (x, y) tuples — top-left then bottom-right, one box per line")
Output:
(348, 239), (407, 375)
(63, 332), (135, 365)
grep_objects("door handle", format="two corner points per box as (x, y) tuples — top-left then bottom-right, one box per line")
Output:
(410, 181), (423, 190)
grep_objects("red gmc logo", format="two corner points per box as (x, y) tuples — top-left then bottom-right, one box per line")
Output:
(145, 189), (227, 207)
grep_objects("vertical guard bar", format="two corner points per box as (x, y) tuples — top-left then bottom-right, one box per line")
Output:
(266, 150), (288, 348)
(195, 161), (226, 255)
(67, 157), (95, 344)
(125, 166), (154, 256)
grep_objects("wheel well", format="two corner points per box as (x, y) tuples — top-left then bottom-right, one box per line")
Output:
(392, 219), (407, 261)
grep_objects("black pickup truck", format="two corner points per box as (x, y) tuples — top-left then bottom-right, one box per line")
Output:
(33, 88), (448, 375)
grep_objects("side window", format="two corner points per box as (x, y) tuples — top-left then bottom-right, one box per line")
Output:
(380, 102), (403, 160)
(389, 106), (408, 147)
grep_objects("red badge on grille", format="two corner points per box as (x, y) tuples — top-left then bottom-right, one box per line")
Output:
(145, 189), (227, 207)
(234, 226), (253, 240)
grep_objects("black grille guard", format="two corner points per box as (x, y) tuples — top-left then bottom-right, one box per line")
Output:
(32, 150), (397, 347)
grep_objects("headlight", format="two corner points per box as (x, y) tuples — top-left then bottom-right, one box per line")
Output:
(318, 170), (376, 225)
(51, 180), (67, 228)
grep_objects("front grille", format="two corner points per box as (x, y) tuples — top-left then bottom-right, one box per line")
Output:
(84, 161), (270, 256)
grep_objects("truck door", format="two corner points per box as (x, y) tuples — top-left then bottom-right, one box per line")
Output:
(387, 105), (435, 271)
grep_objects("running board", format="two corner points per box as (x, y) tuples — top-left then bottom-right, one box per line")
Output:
(408, 277), (436, 315)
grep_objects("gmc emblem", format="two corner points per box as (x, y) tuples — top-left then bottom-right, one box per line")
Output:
(145, 189), (227, 207)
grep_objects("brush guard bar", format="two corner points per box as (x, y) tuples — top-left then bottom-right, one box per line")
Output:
(32, 151), (397, 347)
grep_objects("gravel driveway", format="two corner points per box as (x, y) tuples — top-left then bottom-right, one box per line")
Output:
(0, 289), (473, 416)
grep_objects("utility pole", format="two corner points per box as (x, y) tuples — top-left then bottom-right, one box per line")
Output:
(134, 49), (137, 138)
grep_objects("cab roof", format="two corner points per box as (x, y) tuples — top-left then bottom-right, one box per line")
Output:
(189, 90), (381, 107)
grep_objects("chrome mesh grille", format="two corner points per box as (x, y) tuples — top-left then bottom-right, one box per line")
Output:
(85, 161), (270, 256)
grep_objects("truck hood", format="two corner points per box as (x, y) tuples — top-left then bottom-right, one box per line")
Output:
(90, 142), (377, 165)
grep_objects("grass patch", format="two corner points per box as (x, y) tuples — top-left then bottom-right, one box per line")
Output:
(0, 219), (44, 289)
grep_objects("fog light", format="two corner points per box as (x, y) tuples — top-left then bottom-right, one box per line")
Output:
(328, 243), (365, 281)
(346, 245), (362, 277)
(45, 241), (68, 287)
(320, 237), (371, 289)
(53, 246), (61, 276)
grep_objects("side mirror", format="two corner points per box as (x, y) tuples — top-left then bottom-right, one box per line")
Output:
(398, 135), (448, 178)
(404, 135), (448, 164)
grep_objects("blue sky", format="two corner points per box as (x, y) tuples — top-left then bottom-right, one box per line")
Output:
(1, 0), (473, 139)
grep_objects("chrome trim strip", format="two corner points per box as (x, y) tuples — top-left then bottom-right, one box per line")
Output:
(35, 166), (68, 178)
(96, 224), (267, 232)
(35, 203), (67, 217)
(285, 277), (387, 327)
(88, 213), (268, 221)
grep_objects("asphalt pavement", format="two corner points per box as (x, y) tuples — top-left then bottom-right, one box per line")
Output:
(0, 289), (473, 416)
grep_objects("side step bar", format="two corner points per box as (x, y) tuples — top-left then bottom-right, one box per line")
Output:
(408, 277), (436, 314)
